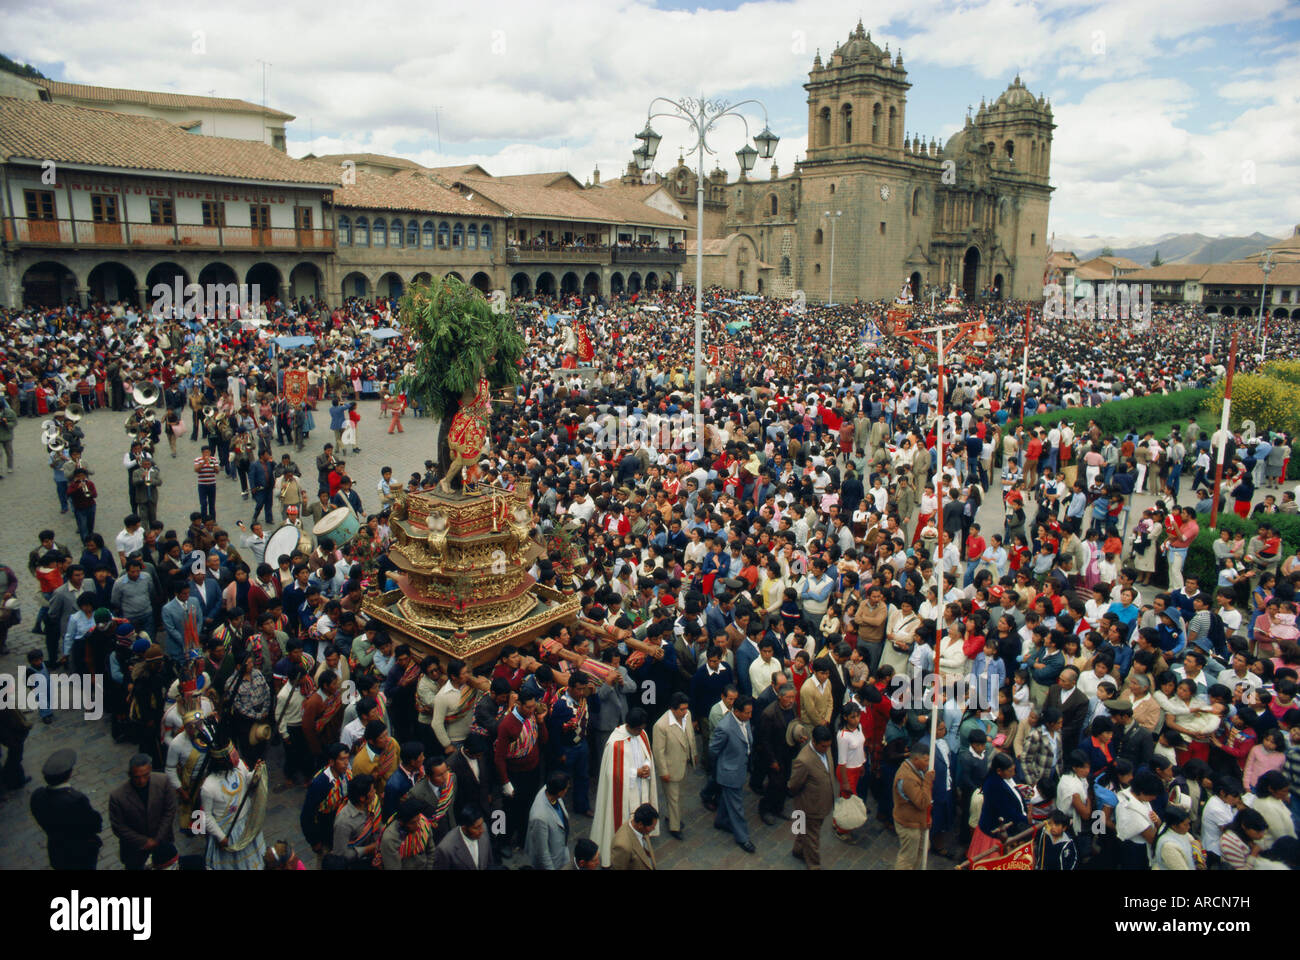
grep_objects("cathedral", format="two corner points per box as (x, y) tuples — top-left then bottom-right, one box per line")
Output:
(650, 21), (1054, 303)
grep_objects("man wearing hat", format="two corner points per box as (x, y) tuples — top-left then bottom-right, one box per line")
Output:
(29, 749), (103, 870)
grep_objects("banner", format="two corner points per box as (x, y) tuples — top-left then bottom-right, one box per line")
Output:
(968, 839), (1034, 870)
(707, 344), (720, 366)
(578, 325), (594, 362)
(284, 370), (308, 406)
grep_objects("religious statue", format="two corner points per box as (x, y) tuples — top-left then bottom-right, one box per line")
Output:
(897, 277), (914, 304)
(439, 366), (493, 494)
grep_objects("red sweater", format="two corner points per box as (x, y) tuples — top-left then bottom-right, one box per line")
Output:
(494, 709), (547, 785)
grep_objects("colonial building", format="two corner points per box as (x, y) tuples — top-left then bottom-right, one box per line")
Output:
(672, 21), (1055, 302)
(0, 75), (292, 150)
(320, 155), (691, 301)
(0, 97), (336, 309)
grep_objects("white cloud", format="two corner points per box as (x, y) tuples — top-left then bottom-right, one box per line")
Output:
(1, 0), (1295, 238)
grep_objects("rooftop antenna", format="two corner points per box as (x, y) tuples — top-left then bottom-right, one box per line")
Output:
(256, 60), (271, 144)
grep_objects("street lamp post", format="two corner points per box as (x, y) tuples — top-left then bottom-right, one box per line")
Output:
(633, 98), (778, 453)
(1256, 249), (1275, 360)
(824, 210), (841, 305)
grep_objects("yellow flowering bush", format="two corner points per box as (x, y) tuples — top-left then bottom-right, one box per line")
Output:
(1207, 373), (1300, 438)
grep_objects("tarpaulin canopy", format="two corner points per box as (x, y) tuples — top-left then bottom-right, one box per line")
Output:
(368, 328), (401, 339)
(272, 336), (315, 349)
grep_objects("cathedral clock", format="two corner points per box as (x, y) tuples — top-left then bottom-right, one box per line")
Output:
(879, 184), (891, 201)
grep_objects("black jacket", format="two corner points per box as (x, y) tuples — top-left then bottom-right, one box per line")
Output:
(30, 785), (103, 869)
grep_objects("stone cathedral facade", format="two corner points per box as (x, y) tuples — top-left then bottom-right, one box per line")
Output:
(666, 22), (1055, 303)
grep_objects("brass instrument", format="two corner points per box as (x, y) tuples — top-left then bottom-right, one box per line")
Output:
(132, 382), (160, 407)
(65, 402), (84, 423)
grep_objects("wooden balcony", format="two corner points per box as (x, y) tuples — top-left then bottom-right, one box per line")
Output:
(611, 246), (687, 265)
(3, 217), (335, 252)
(504, 243), (610, 265)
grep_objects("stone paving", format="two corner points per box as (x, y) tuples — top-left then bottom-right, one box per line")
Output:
(0, 402), (1273, 869)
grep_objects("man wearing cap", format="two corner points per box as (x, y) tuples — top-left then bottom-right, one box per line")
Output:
(29, 749), (103, 870)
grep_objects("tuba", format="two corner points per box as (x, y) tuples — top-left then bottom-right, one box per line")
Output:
(132, 381), (160, 407)
(65, 402), (84, 423)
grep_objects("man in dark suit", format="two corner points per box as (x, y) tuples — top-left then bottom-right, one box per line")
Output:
(839, 466), (864, 519)
(1044, 667), (1090, 752)
(756, 685), (799, 825)
(708, 695), (756, 852)
(432, 803), (495, 870)
(30, 749), (102, 870)
(107, 754), (178, 870)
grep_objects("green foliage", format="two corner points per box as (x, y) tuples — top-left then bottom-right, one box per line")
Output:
(0, 53), (48, 80)
(1260, 360), (1300, 388)
(1099, 246), (1114, 257)
(1020, 389), (1209, 439)
(1185, 511), (1300, 589)
(397, 276), (525, 421)
(1151, 250), (1163, 267)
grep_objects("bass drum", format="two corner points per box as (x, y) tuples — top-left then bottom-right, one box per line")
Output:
(313, 506), (361, 547)
(265, 523), (309, 567)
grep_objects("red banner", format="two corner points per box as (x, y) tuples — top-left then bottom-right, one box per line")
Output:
(707, 344), (720, 366)
(284, 370), (308, 406)
(578, 325), (594, 362)
(969, 840), (1034, 870)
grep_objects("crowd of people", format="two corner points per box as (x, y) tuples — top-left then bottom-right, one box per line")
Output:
(3, 281), (1300, 875)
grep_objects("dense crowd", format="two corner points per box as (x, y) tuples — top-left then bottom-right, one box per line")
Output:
(3, 283), (1300, 875)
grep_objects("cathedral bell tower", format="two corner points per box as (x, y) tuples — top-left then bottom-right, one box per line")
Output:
(804, 20), (911, 162)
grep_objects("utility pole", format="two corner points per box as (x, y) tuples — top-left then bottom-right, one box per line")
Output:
(1210, 329), (1239, 530)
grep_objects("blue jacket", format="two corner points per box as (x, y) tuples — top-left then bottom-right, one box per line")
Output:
(690, 662), (735, 719)
(329, 404), (347, 431)
(249, 460), (273, 497)
(161, 595), (203, 661)
(708, 711), (752, 789)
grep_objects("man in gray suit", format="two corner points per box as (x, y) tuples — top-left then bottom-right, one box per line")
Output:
(524, 771), (571, 870)
(708, 694), (756, 853)
(432, 803), (494, 870)
(592, 654), (635, 767)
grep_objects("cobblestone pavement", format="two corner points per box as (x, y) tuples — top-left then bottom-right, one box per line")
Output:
(0, 403), (1275, 869)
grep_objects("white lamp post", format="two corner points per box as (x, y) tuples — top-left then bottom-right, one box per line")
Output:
(824, 210), (842, 305)
(634, 99), (778, 453)
(1257, 249), (1275, 359)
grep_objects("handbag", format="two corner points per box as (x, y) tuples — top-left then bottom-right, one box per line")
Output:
(833, 794), (868, 831)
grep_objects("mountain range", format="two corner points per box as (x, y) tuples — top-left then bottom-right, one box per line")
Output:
(1051, 232), (1280, 266)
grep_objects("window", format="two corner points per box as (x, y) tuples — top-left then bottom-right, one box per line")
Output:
(338, 214), (351, 246)
(467, 224), (478, 250)
(355, 215), (369, 246)
(438, 222), (450, 247)
(272, 132), (286, 152)
(407, 221), (418, 247)
(23, 189), (55, 220)
(1030, 233), (1036, 247)
(888, 106), (897, 146)
(815, 264), (821, 274)
(879, 221), (886, 235)
(829, 183), (835, 196)
(422, 221), (434, 248)
(452, 223), (464, 248)
(480, 224), (492, 250)
(872, 103), (881, 144)
(202, 200), (226, 227)
(294, 207), (313, 230)
(150, 198), (175, 224)
(91, 194), (119, 223)
(389, 218), (403, 247)
(769, 195), (778, 216)
(912, 190), (920, 216)
(841, 103), (852, 143)
(814, 228), (823, 245)
(373, 217), (386, 247)
(818, 107), (831, 147)
(780, 256), (791, 277)
(1005, 140), (1015, 162)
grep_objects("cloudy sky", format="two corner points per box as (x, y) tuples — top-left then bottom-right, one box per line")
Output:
(4, 0), (1298, 245)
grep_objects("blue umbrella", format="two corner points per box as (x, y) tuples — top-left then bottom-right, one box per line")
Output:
(738, 295), (762, 301)
(272, 335), (315, 349)
(721, 298), (741, 305)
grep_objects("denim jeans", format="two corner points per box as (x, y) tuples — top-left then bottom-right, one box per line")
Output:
(54, 477), (69, 511)
(74, 506), (95, 541)
(198, 483), (216, 521)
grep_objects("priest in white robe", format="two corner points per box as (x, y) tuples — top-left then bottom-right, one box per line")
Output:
(590, 708), (659, 867)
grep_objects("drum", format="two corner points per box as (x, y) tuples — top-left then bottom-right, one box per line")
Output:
(266, 523), (308, 567)
(313, 506), (361, 546)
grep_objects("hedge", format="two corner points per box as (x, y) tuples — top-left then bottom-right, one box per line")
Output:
(1017, 388), (1210, 439)
(1184, 511), (1300, 589)
(1206, 374), (1300, 444)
